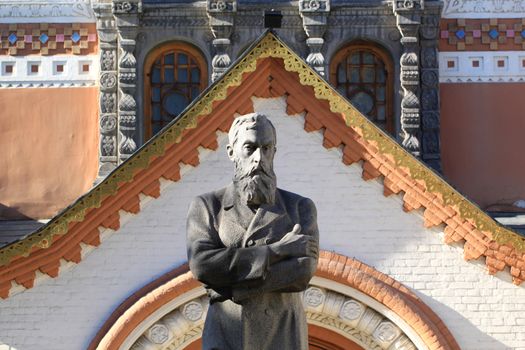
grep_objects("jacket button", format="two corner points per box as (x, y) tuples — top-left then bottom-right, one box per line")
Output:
(264, 238), (271, 244)
(265, 309), (271, 316)
(247, 239), (255, 247)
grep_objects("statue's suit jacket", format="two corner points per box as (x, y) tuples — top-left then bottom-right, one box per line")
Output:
(186, 184), (319, 350)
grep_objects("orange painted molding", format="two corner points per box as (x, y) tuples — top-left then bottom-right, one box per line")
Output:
(88, 252), (459, 350)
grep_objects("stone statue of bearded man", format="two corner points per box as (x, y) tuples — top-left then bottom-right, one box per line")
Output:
(186, 113), (319, 350)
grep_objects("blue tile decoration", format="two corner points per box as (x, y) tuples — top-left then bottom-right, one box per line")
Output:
(455, 29), (466, 40)
(521, 30), (525, 38)
(71, 32), (81, 43)
(39, 33), (49, 44)
(488, 29), (499, 39)
(8, 33), (17, 45)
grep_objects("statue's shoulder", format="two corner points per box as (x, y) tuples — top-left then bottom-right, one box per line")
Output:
(277, 188), (315, 209)
(192, 186), (229, 209)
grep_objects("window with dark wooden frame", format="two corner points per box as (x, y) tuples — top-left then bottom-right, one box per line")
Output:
(330, 43), (394, 134)
(144, 44), (208, 140)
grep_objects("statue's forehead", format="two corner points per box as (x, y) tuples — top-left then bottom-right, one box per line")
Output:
(236, 125), (275, 144)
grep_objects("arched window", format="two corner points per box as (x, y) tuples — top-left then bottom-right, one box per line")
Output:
(330, 43), (394, 134)
(144, 43), (207, 140)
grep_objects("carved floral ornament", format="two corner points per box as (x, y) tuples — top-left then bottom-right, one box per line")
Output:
(91, 254), (458, 350)
(112, 1), (142, 14)
(127, 287), (414, 350)
(207, 0), (237, 12)
(393, 0), (424, 11)
(299, 0), (330, 12)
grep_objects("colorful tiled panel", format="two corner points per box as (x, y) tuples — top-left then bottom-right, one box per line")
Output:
(0, 23), (97, 56)
(440, 19), (525, 51)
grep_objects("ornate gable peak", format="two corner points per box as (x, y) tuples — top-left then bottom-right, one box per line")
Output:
(0, 31), (524, 300)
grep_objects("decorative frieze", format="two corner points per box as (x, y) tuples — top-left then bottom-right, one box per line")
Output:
(0, 0), (95, 23)
(0, 23), (97, 56)
(328, 8), (397, 26)
(442, 0), (525, 18)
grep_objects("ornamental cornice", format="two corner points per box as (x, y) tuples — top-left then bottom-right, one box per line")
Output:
(140, 7), (208, 27)
(0, 0), (95, 23)
(327, 8), (397, 26)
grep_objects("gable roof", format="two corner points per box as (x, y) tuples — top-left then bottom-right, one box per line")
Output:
(1, 31), (524, 299)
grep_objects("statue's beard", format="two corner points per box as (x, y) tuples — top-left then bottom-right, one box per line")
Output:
(233, 160), (277, 206)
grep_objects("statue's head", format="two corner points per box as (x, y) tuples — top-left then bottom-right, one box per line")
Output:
(227, 113), (277, 206)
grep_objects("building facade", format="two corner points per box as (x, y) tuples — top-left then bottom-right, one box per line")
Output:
(1, 1), (525, 350)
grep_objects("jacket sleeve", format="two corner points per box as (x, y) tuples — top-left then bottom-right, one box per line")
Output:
(186, 195), (271, 288)
(231, 197), (319, 302)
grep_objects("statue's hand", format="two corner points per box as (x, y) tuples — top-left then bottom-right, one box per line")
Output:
(269, 224), (318, 262)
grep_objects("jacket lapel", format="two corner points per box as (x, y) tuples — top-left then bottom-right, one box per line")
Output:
(242, 190), (287, 246)
(218, 185), (248, 247)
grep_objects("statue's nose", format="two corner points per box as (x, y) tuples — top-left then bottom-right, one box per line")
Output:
(252, 148), (261, 164)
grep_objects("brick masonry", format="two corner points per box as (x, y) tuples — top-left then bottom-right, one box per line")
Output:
(0, 97), (524, 350)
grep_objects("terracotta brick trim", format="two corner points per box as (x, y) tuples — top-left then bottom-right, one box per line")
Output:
(316, 251), (460, 350)
(88, 251), (459, 350)
(87, 264), (200, 350)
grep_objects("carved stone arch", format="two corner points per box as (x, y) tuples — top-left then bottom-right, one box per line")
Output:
(88, 252), (459, 350)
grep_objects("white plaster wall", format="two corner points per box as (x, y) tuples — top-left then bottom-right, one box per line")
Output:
(0, 97), (524, 350)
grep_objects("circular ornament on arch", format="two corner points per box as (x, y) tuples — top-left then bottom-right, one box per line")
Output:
(147, 323), (170, 344)
(304, 286), (326, 307)
(182, 301), (204, 322)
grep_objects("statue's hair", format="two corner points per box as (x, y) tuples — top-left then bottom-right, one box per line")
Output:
(228, 112), (276, 147)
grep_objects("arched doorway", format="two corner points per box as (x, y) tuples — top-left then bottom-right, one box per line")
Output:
(89, 252), (459, 350)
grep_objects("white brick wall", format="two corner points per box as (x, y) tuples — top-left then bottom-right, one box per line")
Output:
(0, 97), (524, 350)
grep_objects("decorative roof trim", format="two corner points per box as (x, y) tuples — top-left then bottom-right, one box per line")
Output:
(0, 32), (524, 299)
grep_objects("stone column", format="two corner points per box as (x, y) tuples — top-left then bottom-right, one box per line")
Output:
(113, 0), (141, 162)
(299, 0), (330, 76)
(94, 2), (119, 179)
(419, 3), (442, 172)
(207, 0), (236, 82)
(393, 0), (423, 157)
